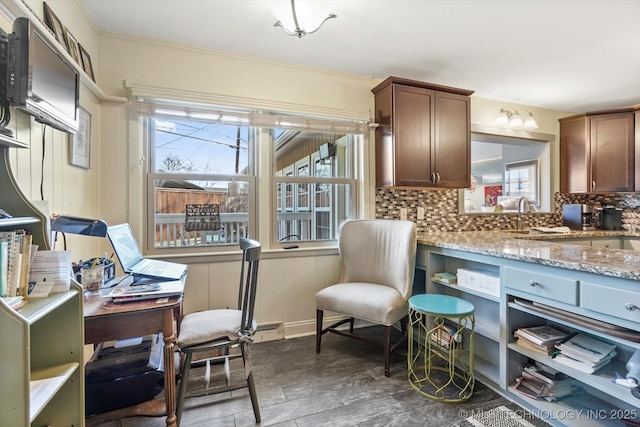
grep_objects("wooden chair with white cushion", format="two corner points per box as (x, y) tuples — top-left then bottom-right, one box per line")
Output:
(175, 237), (261, 424)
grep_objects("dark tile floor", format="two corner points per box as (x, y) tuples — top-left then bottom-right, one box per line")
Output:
(87, 326), (540, 427)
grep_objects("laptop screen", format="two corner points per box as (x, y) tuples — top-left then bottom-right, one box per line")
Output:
(107, 224), (144, 271)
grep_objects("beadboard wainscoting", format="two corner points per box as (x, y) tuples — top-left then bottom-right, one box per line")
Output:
(180, 252), (341, 338)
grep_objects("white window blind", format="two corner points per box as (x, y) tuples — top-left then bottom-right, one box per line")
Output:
(129, 85), (369, 135)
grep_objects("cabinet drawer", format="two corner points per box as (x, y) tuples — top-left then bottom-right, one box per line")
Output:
(504, 267), (578, 305)
(591, 238), (621, 249)
(580, 282), (640, 323)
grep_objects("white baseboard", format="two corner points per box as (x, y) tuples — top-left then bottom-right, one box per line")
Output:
(253, 321), (284, 342)
(257, 317), (395, 342)
(282, 316), (377, 340)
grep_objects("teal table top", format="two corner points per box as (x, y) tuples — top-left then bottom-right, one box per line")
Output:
(409, 294), (475, 316)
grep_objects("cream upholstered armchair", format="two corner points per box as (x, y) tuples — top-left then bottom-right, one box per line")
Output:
(316, 219), (417, 376)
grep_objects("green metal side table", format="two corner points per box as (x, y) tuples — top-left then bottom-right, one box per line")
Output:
(408, 294), (475, 402)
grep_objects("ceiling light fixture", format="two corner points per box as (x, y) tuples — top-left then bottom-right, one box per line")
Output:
(495, 107), (538, 130)
(271, 0), (337, 38)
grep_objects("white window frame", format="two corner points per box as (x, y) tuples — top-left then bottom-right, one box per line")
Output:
(128, 84), (371, 254)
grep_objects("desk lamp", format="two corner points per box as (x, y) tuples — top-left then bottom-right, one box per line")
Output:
(51, 214), (108, 249)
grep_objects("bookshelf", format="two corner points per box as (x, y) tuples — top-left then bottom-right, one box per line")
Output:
(0, 142), (85, 425)
(419, 244), (640, 426)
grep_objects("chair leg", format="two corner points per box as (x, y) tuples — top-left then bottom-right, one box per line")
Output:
(384, 325), (392, 377)
(175, 351), (193, 425)
(247, 371), (261, 423)
(316, 309), (324, 353)
(349, 317), (355, 333)
(400, 316), (407, 335)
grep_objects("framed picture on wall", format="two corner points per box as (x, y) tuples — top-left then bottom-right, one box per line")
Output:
(43, 2), (65, 46)
(63, 26), (81, 64)
(69, 108), (91, 169)
(78, 44), (96, 82)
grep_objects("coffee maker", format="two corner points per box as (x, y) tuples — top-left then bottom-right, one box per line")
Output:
(594, 205), (623, 230)
(562, 204), (594, 230)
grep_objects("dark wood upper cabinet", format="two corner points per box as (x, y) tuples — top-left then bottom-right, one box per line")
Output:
(372, 77), (473, 189)
(560, 110), (636, 193)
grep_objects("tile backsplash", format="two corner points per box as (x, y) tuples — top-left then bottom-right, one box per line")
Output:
(375, 188), (640, 234)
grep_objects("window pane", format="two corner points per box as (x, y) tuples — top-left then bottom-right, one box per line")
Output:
(151, 119), (249, 175)
(153, 179), (249, 248)
(274, 131), (351, 179)
(275, 182), (353, 241)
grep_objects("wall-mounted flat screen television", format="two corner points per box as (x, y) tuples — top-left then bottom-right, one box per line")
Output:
(3, 17), (79, 134)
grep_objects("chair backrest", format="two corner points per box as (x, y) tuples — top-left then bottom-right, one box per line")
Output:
(237, 237), (261, 335)
(338, 219), (417, 300)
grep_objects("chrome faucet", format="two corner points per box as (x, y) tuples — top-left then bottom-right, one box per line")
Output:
(517, 197), (530, 231)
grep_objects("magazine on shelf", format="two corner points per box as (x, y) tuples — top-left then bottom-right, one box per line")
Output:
(554, 351), (616, 374)
(523, 363), (568, 385)
(514, 336), (556, 355)
(514, 325), (569, 347)
(514, 371), (575, 401)
(555, 333), (617, 364)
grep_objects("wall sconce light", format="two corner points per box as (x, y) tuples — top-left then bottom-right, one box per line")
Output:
(271, 0), (337, 38)
(496, 107), (538, 130)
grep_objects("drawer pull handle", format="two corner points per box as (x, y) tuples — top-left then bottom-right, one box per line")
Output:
(625, 303), (638, 311)
(529, 281), (541, 287)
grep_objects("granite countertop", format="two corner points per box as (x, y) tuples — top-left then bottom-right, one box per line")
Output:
(417, 229), (640, 281)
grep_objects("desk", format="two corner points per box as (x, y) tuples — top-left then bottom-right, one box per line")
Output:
(83, 276), (184, 427)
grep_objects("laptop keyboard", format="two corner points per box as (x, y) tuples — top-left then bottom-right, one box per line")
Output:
(138, 259), (167, 275)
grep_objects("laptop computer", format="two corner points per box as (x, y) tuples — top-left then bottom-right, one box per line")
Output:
(107, 223), (187, 282)
(102, 280), (184, 302)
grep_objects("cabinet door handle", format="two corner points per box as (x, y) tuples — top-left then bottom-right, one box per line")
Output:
(431, 172), (436, 184)
(529, 281), (541, 287)
(592, 180), (596, 189)
(625, 303), (638, 311)
(436, 173), (441, 184)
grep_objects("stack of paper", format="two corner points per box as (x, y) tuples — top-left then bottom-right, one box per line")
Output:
(515, 362), (576, 401)
(529, 226), (572, 234)
(514, 325), (569, 355)
(554, 333), (617, 374)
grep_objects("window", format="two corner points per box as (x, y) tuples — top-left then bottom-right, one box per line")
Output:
(504, 159), (540, 206)
(146, 116), (254, 249)
(274, 131), (358, 243)
(139, 98), (365, 251)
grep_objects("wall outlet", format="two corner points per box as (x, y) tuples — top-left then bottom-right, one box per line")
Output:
(417, 207), (425, 220)
(400, 208), (408, 220)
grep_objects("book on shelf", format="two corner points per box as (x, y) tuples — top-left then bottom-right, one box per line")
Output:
(555, 333), (617, 364)
(0, 240), (7, 297)
(0, 229), (28, 298)
(554, 351), (616, 374)
(513, 324), (569, 347)
(17, 234), (32, 299)
(432, 272), (457, 284)
(514, 336), (557, 355)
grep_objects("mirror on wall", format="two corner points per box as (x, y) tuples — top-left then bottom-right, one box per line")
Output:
(460, 130), (553, 214)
